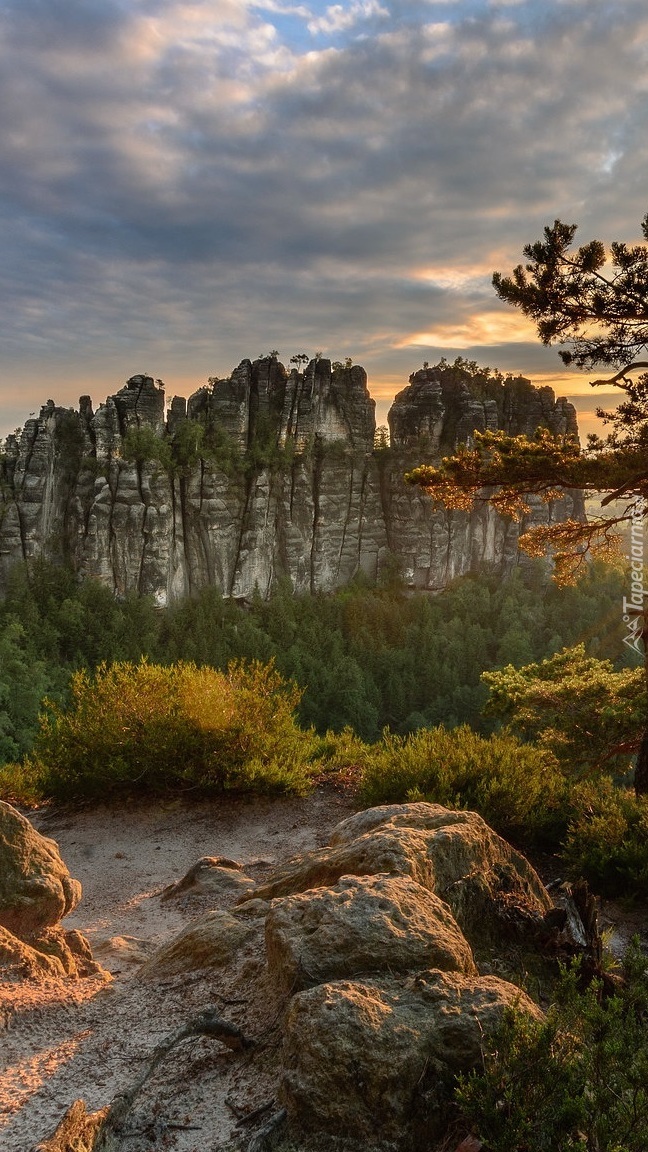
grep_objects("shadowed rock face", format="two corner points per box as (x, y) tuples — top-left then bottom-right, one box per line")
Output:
(0, 358), (582, 604)
(0, 801), (81, 935)
(0, 802), (106, 981)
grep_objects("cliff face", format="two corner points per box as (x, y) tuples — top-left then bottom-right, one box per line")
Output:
(0, 359), (582, 603)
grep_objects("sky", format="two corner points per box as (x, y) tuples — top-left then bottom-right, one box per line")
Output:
(1, 0), (647, 441)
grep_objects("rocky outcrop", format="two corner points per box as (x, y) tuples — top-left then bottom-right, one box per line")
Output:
(159, 856), (255, 902)
(138, 908), (259, 980)
(265, 873), (477, 993)
(37, 801), (594, 1152)
(0, 802), (105, 980)
(258, 802), (550, 1147)
(282, 971), (541, 1144)
(0, 358), (583, 603)
(250, 802), (552, 949)
(0, 801), (81, 935)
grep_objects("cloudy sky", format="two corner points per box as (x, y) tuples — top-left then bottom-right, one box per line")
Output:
(1, 0), (647, 439)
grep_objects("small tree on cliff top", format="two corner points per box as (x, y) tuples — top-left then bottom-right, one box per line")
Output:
(406, 212), (648, 790)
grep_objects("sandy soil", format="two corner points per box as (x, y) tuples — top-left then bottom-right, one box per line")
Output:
(0, 785), (357, 1152)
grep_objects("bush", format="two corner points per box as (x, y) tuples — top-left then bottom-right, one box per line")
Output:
(24, 658), (316, 800)
(562, 778), (648, 898)
(456, 945), (648, 1151)
(360, 724), (566, 844)
(0, 760), (42, 807)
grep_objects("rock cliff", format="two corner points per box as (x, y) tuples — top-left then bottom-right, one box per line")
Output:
(0, 357), (582, 604)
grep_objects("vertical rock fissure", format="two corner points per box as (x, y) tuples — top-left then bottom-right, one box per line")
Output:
(310, 443), (323, 595)
(337, 453), (356, 582)
(108, 463), (119, 595)
(356, 460), (370, 571)
(230, 472), (254, 597)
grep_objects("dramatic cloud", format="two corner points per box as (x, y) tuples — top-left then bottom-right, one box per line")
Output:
(0, 0), (646, 432)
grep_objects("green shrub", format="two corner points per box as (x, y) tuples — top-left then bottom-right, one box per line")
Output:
(562, 778), (648, 898)
(360, 724), (566, 844)
(26, 658), (316, 800)
(0, 760), (42, 807)
(456, 946), (648, 1151)
(121, 426), (173, 470)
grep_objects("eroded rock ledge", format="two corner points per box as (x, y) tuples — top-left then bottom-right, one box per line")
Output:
(0, 358), (581, 603)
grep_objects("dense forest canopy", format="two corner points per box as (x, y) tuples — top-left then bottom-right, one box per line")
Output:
(0, 556), (630, 767)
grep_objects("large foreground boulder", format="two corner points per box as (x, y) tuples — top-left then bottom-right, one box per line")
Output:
(30, 802), (561, 1152)
(282, 970), (543, 1144)
(266, 874), (476, 994)
(247, 802), (551, 951)
(0, 801), (81, 935)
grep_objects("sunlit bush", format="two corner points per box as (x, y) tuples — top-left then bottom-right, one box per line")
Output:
(25, 658), (315, 800)
(360, 724), (566, 843)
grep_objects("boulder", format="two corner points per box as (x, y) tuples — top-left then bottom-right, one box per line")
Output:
(328, 801), (476, 846)
(91, 935), (157, 969)
(138, 909), (258, 979)
(245, 827), (434, 902)
(266, 874), (476, 994)
(0, 801), (82, 935)
(160, 856), (254, 903)
(282, 970), (543, 1145)
(0, 924), (105, 980)
(247, 803), (551, 950)
(0, 924), (68, 979)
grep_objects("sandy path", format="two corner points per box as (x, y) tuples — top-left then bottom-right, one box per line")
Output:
(0, 786), (356, 1151)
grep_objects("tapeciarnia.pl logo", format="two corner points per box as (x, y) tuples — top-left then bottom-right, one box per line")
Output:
(623, 498), (647, 655)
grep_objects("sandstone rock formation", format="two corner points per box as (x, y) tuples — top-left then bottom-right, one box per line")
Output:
(0, 801), (105, 980)
(250, 801), (552, 949)
(159, 855), (255, 902)
(0, 800), (81, 935)
(250, 801), (551, 1146)
(0, 358), (582, 603)
(265, 873), (477, 993)
(282, 971), (541, 1144)
(138, 907), (259, 980)
(37, 801), (576, 1152)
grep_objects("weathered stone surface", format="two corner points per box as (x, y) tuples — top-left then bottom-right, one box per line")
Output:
(0, 924), (106, 980)
(247, 802), (551, 950)
(159, 856), (254, 903)
(0, 358), (582, 603)
(281, 971), (542, 1144)
(0, 924), (67, 978)
(92, 935), (156, 968)
(329, 800), (485, 845)
(138, 910), (258, 979)
(265, 874), (476, 993)
(0, 801), (82, 935)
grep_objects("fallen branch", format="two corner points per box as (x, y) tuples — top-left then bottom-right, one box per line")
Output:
(236, 1098), (276, 1127)
(247, 1108), (287, 1152)
(94, 1009), (252, 1151)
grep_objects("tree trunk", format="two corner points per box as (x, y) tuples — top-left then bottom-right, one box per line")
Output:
(636, 725), (648, 795)
(635, 611), (648, 797)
